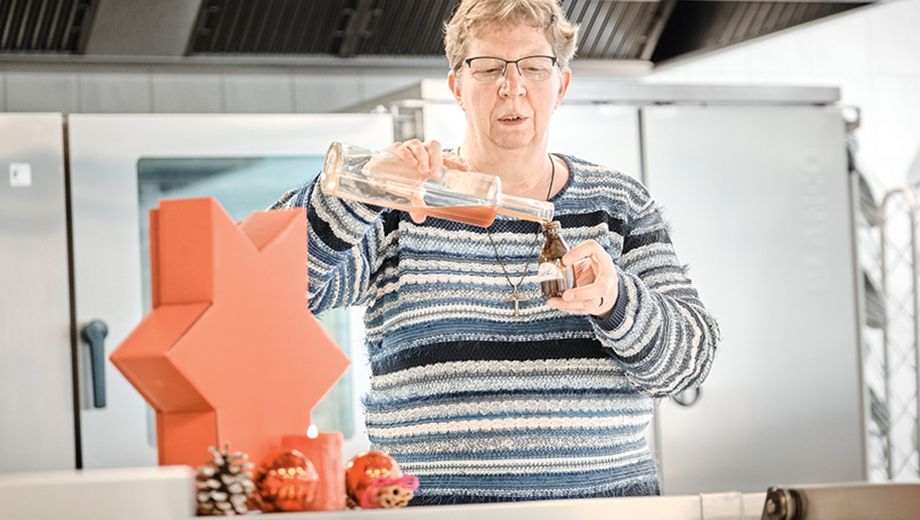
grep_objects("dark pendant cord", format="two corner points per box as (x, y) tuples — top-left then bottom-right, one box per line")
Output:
(482, 154), (556, 316)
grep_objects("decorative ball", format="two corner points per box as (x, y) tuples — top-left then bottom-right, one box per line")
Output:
(254, 448), (319, 512)
(344, 451), (402, 506)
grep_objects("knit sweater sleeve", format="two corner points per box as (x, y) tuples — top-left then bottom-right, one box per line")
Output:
(271, 177), (393, 314)
(590, 190), (720, 398)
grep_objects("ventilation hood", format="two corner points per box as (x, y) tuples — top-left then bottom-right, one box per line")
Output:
(0, 0), (875, 68)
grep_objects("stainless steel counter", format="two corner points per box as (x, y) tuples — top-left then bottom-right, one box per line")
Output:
(0, 466), (767, 520)
(7, 465), (919, 520)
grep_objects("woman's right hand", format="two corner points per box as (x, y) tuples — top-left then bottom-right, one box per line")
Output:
(382, 139), (470, 223)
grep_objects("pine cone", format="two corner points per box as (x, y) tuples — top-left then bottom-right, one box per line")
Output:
(195, 444), (255, 516)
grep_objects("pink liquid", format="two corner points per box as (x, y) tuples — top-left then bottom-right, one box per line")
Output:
(423, 205), (498, 227)
(422, 205), (548, 227)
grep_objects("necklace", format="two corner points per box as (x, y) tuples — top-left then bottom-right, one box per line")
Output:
(484, 154), (556, 318)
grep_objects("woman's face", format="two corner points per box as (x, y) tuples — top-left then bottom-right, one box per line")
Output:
(449, 23), (570, 152)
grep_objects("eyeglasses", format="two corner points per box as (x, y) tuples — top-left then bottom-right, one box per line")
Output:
(463, 55), (558, 82)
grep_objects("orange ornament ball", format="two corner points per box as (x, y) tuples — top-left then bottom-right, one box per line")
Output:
(255, 448), (319, 512)
(345, 451), (402, 505)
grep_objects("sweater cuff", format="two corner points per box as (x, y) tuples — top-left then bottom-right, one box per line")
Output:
(595, 273), (630, 330)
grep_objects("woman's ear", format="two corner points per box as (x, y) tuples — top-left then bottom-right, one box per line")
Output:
(555, 67), (571, 108)
(448, 70), (463, 109)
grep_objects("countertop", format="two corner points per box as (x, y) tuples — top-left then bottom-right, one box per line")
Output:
(0, 465), (767, 520)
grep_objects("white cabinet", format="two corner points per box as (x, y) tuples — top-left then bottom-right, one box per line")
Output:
(643, 105), (862, 493)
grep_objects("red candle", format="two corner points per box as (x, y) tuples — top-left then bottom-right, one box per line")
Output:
(282, 428), (345, 511)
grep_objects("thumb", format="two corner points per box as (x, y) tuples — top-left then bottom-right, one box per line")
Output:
(443, 153), (472, 171)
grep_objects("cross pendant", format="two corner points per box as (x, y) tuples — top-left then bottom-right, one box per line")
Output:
(510, 291), (521, 318)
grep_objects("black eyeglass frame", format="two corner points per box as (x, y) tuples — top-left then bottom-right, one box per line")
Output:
(462, 55), (558, 80)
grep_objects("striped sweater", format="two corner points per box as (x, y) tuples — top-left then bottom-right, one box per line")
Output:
(273, 154), (719, 504)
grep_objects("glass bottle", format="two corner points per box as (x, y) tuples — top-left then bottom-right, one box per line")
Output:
(319, 142), (554, 227)
(538, 221), (575, 298)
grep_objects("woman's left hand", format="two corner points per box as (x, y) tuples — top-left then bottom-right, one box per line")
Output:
(546, 239), (619, 318)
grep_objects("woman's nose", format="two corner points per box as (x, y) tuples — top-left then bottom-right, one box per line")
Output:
(498, 67), (526, 97)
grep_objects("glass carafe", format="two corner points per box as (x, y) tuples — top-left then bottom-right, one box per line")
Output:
(319, 142), (554, 227)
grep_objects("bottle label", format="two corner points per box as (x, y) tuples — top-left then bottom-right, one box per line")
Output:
(538, 261), (575, 299)
(537, 261), (564, 282)
(537, 261), (575, 288)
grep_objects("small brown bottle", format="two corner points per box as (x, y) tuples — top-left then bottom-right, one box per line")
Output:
(538, 221), (575, 298)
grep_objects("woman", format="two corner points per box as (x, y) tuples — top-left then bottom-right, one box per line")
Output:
(274, 0), (719, 505)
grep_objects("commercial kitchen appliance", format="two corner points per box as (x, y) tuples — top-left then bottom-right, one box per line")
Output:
(1, 112), (393, 471)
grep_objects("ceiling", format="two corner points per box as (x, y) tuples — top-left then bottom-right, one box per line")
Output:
(0, 0), (874, 67)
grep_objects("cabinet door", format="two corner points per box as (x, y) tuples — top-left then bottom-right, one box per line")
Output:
(643, 105), (863, 493)
(68, 114), (393, 467)
(0, 114), (75, 472)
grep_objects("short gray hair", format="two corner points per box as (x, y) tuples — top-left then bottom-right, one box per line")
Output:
(443, 0), (579, 72)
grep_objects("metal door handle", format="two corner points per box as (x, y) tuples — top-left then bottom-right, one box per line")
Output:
(80, 320), (108, 408)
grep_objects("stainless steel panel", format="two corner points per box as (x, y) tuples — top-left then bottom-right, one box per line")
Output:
(68, 113), (393, 467)
(0, 69), (6, 111)
(416, 79), (840, 105)
(551, 104), (643, 179)
(0, 466), (194, 520)
(150, 73), (223, 113)
(644, 105), (862, 493)
(364, 74), (433, 103)
(761, 482), (920, 520)
(0, 467), (775, 520)
(84, 0), (202, 57)
(294, 73), (363, 113)
(0, 113), (75, 472)
(6, 72), (79, 113)
(223, 74), (294, 113)
(421, 103), (643, 181)
(566, 81), (840, 105)
(79, 72), (151, 113)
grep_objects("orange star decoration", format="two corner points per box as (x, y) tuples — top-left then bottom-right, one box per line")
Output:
(111, 197), (349, 467)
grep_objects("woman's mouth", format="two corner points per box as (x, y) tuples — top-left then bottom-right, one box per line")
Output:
(498, 114), (527, 126)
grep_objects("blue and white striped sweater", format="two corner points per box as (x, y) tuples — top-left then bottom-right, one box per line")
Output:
(273, 154), (719, 504)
